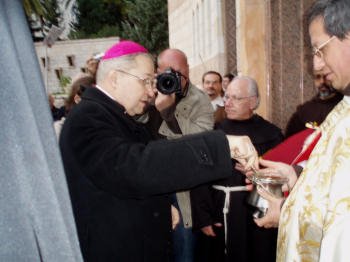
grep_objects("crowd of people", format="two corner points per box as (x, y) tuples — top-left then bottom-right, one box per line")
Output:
(46, 0), (350, 261)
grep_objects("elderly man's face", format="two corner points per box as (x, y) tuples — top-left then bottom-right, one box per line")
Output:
(202, 73), (222, 101)
(116, 55), (155, 116)
(310, 17), (350, 93)
(224, 79), (256, 120)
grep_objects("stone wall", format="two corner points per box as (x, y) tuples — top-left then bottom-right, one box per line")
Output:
(35, 37), (119, 94)
(168, 0), (227, 87)
(168, 0), (317, 131)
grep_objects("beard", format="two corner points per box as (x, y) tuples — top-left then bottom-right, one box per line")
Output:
(318, 84), (336, 99)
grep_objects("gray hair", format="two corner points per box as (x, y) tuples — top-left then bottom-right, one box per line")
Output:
(96, 53), (153, 84)
(232, 75), (260, 110)
(307, 0), (350, 39)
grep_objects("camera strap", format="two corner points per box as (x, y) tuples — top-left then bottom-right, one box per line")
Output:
(176, 81), (189, 99)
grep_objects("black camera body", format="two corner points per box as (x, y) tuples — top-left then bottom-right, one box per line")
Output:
(156, 68), (182, 95)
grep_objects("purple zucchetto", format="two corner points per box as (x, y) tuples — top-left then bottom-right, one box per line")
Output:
(101, 40), (148, 60)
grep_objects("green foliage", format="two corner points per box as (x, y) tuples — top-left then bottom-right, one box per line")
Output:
(43, 0), (61, 26)
(24, 0), (169, 56)
(70, 24), (120, 39)
(71, 0), (169, 55)
(23, 0), (63, 42)
(23, 0), (45, 17)
(70, 0), (126, 39)
(59, 75), (72, 93)
(120, 0), (168, 55)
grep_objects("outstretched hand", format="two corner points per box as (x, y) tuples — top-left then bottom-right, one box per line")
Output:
(254, 185), (283, 228)
(258, 159), (298, 191)
(235, 162), (255, 191)
(226, 135), (258, 171)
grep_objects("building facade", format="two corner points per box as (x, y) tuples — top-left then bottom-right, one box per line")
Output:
(168, 0), (315, 131)
(35, 37), (119, 94)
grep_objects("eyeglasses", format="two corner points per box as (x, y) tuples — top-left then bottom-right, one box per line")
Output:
(115, 69), (154, 88)
(224, 94), (256, 102)
(204, 80), (221, 85)
(312, 36), (336, 59)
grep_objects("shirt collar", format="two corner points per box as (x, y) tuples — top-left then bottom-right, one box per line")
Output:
(95, 84), (116, 101)
(211, 95), (224, 110)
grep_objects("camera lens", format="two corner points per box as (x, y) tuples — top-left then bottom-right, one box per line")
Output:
(156, 68), (182, 95)
(157, 75), (176, 94)
(159, 76), (176, 93)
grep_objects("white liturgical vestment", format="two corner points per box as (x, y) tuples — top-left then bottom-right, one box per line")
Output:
(277, 96), (350, 262)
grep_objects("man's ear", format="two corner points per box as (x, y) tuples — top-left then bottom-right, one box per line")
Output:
(73, 94), (81, 104)
(109, 70), (119, 90)
(249, 96), (258, 110)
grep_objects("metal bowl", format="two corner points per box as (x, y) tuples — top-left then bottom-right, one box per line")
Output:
(247, 173), (288, 218)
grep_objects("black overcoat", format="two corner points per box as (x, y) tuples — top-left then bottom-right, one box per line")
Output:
(59, 87), (233, 261)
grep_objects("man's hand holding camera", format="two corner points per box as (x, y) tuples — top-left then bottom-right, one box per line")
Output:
(154, 68), (186, 120)
(154, 91), (176, 113)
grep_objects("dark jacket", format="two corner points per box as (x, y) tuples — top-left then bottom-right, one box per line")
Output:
(59, 87), (233, 262)
(285, 93), (343, 137)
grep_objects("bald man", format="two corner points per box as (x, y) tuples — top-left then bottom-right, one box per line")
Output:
(147, 48), (214, 262)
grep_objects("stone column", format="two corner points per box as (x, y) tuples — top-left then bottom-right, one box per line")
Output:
(235, 0), (269, 119)
(269, 0), (315, 130)
(235, 0), (315, 130)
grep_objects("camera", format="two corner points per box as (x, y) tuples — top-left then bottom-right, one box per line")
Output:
(156, 68), (182, 95)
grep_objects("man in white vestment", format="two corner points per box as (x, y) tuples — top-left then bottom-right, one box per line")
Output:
(251, 0), (350, 261)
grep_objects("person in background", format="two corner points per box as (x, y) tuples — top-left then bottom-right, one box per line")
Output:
(59, 40), (258, 262)
(148, 48), (214, 262)
(202, 71), (225, 123)
(85, 53), (103, 82)
(251, 1), (350, 261)
(64, 73), (95, 114)
(222, 73), (235, 93)
(54, 73), (94, 137)
(48, 93), (65, 121)
(285, 71), (343, 137)
(191, 76), (283, 262)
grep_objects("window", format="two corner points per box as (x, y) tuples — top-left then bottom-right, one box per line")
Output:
(81, 67), (87, 73)
(40, 57), (50, 69)
(55, 68), (63, 80)
(67, 55), (75, 67)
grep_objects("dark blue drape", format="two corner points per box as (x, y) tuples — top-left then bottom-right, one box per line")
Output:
(0, 0), (82, 260)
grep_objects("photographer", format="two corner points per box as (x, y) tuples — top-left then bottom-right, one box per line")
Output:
(146, 48), (215, 262)
(150, 49), (214, 137)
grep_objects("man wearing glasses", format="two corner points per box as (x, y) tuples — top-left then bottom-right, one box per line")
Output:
(59, 40), (258, 261)
(251, 1), (350, 261)
(191, 76), (283, 262)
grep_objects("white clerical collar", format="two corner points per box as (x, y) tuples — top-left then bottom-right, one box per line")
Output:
(95, 85), (116, 101)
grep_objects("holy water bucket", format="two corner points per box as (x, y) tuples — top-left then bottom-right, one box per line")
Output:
(247, 173), (288, 219)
